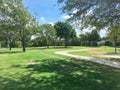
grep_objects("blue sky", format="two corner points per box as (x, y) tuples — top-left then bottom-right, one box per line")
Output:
(22, 0), (106, 37)
(22, 0), (66, 24)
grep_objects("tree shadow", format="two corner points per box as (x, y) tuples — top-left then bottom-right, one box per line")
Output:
(27, 46), (73, 50)
(0, 58), (120, 90)
(0, 51), (22, 54)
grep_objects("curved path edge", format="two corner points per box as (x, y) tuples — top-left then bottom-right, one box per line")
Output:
(55, 48), (120, 69)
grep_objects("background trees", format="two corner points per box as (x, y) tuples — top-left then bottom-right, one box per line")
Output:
(80, 30), (101, 46)
(57, 0), (120, 52)
(88, 30), (101, 46)
(0, 0), (119, 51)
(37, 24), (56, 48)
(54, 22), (76, 47)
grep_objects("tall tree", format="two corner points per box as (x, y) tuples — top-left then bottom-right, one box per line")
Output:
(0, 2), (17, 50)
(54, 22), (75, 47)
(0, 0), (37, 52)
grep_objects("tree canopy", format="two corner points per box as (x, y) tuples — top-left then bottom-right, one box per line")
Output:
(80, 30), (101, 46)
(107, 25), (120, 53)
(57, 0), (120, 30)
(37, 24), (56, 48)
(0, 0), (37, 52)
(54, 21), (76, 47)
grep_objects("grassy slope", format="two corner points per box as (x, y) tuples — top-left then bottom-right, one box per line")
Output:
(0, 46), (120, 90)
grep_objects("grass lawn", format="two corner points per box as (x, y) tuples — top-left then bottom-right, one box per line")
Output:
(70, 46), (120, 62)
(0, 46), (120, 90)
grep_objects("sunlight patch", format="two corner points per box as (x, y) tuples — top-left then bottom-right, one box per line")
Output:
(96, 79), (102, 84)
(72, 71), (83, 76)
(31, 72), (57, 79)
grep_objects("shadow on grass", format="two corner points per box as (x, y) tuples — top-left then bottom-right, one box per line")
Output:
(0, 58), (120, 90)
(27, 46), (73, 50)
(0, 51), (22, 54)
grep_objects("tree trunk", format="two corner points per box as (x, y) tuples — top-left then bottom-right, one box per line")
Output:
(8, 39), (12, 51)
(46, 41), (49, 48)
(47, 45), (49, 48)
(9, 42), (12, 51)
(64, 38), (68, 48)
(90, 42), (92, 47)
(22, 38), (26, 52)
(115, 45), (117, 54)
(0, 42), (1, 48)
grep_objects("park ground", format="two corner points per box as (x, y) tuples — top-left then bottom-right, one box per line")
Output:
(0, 46), (120, 90)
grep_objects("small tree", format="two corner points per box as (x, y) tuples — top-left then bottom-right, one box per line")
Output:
(108, 26), (120, 54)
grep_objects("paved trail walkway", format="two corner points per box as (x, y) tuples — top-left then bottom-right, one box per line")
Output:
(55, 49), (120, 69)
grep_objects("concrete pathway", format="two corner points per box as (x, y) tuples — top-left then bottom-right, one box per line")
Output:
(97, 54), (120, 58)
(55, 49), (120, 69)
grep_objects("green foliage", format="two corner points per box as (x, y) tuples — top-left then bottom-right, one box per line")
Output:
(80, 30), (101, 46)
(105, 40), (113, 46)
(0, 0), (37, 52)
(36, 24), (56, 48)
(108, 26), (120, 45)
(54, 22), (76, 47)
(107, 25), (120, 53)
(57, 0), (120, 30)
(54, 22), (71, 38)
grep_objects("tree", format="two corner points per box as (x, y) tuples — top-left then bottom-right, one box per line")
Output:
(37, 24), (56, 48)
(2, 31), (16, 50)
(80, 33), (89, 46)
(0, 4), (17, 50)
(0, 0), (37, 52)
(57, 0), (120, 30)
(80, 30), (101, 46)
(13, 1), (37, 52)
(88, 30), (101, 46)
(107, 25), (120, 54)
(54, 22), (76, 48)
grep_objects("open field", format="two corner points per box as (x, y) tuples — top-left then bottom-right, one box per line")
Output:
(0, 46), (120, 90)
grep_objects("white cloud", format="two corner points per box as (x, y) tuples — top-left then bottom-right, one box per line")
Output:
(39, 17), (55, 26)
(73, 9), (78, 14)
(61, 15), (71, 19)
(40, 17), (45, 22)
(47, 22), (55, 26)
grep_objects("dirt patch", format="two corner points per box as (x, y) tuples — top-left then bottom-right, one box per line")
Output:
(87, 50), (105, 55)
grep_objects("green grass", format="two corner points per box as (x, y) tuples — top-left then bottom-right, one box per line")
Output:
(0, 46), (120, 90)
(71, 51), (93, 57)
(93, 46), (120, 54)
(70, 46), (120, 62)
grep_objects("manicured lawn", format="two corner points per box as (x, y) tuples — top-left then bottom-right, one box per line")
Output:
(70, 46), (120, 62)
(0, 46), (120, 90)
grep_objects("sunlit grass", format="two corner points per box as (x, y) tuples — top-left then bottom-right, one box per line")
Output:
(0, 46), (120, 90)
(70, 46), (120, 61)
